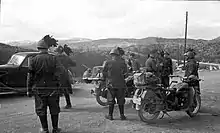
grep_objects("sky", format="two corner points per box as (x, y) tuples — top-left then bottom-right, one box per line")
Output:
(0, 0), (220, 42)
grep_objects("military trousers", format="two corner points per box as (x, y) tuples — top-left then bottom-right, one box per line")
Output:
(34, 93), (60, 116)
(161, 75), (170, 88)
(107, 88), (125, 105)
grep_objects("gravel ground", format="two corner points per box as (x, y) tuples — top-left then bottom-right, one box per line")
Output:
(1, 71), (220, 133)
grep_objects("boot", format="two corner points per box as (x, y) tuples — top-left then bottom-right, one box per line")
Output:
(64, 93), (72, 109)
(105, 104), (114, 120)
(188, 88), (194, 108)
(119, 105), (126, 120)
(39, 115), (49, 133)
(51, 114), (61, 133)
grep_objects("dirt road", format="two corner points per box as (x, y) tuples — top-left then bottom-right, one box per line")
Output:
(1, 71), (220, 133)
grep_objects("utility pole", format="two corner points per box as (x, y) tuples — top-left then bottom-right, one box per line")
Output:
(0, 0), (1, 24)
(183, 11), (188, 67)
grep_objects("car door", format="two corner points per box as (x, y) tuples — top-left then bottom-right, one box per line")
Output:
(15, 56), (33, 91)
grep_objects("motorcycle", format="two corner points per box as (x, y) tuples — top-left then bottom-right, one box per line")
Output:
(90, 72), (137, 106)
(132, 74), (202, 123)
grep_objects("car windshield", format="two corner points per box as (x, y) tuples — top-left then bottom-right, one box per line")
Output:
(7, 54), (26, 66)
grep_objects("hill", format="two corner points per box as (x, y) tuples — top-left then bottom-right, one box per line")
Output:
(0, 43), (36, 65)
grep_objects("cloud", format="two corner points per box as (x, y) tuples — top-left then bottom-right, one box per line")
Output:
(0, 0), (220, 41)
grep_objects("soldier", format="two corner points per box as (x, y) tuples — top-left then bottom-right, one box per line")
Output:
(161, 51), (173, 87)
(184, 49), (200, 93)
(27, 35), (63, 133)
(103, 48), (127, 120)
(128, 52), (141, 72)
(63, 44), (73, 56)
(145, 49), (158, 76)
(117, 47), (126, 62)
(55, 45), (76, 109)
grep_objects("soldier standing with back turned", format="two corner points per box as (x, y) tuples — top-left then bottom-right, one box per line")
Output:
(55, 45), (76, 109)
(27, 35), (63, 133)
(103, 48), (128, 120)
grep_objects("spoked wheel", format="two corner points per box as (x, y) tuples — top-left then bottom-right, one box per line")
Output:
(95, 86), (108, 106)
(138, 99), (160, 123)
(186, 94), (201, 117)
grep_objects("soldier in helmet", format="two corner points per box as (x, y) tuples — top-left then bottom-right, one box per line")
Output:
(117, 47), (126, 62)
(145, 49), (158, 76)
(159, 51), (173, 87)
(184, 49), (200, 93)
(55, 45), (76, 109)
(27, 35), (63, 133)
(103, 48), (128, 120)
(128, 52), (141, 73)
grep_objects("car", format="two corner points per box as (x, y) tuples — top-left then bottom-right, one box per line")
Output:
(82, 66), (104, 83)
(0, 51), (75, 95)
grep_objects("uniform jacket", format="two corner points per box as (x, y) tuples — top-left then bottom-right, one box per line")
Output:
(145, 56), (157, 74)
(128, 58), (141, 72)
(27, 52), (64, 94)
(103, 57), (127, 88)
(55, 54), (76, 89)
(55, 54), (76, 69)
(185, 58), (199, 77)
(161, 57), (173, 76)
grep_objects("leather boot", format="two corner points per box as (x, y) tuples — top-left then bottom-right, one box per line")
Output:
(119, 105), (126, 120)
(39, 115), (49, 133)
(188, 87), (194, 108)
(64, 92), (72, 108)
(51, 114), (61, 133)
(105, 104), (114, 120)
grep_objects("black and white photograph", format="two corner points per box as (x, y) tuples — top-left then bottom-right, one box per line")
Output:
(0, 0), (220, 133)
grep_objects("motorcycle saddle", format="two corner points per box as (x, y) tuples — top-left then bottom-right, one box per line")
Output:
(172, 82), (189, 93)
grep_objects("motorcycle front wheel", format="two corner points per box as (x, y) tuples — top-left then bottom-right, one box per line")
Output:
(186, 94), (201, 117)
(137, 99), (160, 123)
(95, 87), (108, 106)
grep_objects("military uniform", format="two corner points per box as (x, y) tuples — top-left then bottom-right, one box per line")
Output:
(103, 48), (127, 120)
(27, 36), (63, 133)
(145, 56), (157, 75)
(160, 56), (173, 87)
(55, 52), (76, 109)
(184, 51), (200, 93)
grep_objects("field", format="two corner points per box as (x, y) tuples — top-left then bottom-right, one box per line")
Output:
(0, 71), (220, 133)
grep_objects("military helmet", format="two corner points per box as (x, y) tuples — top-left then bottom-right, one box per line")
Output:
(54, 45), (64, 53)
(130, 52), (135, 57)
(37, 39), (49, 49)
(184, 51), (195, 59)
(109, 48), (120, 56)
(117, 47), (125, 56)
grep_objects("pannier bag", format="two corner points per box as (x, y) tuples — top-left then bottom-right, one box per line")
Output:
(133, 72), (146, 86)
(145, 72), (160, 86)
(133, 72), (160, 86)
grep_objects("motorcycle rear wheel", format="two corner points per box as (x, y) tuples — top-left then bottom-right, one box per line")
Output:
(186, 94), (201, 117)
(137, 99), (160, 123)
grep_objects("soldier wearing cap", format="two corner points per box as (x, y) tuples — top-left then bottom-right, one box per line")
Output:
(103, 48), (128, 120)
(27, 35), (63, 133)
(55, 45), (76, 109)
